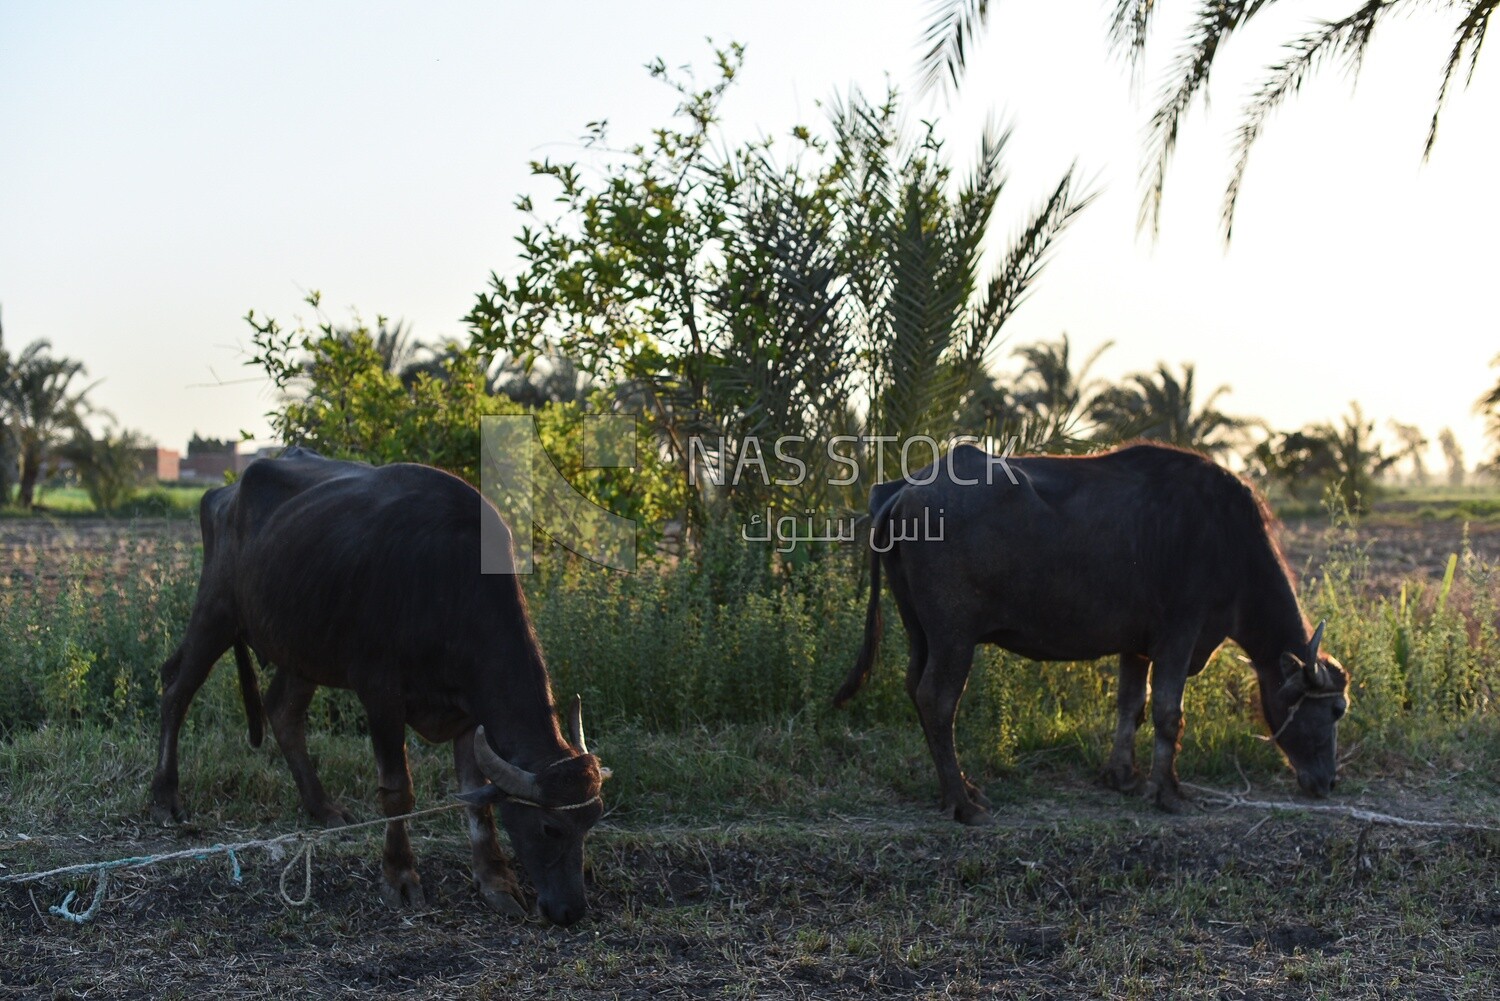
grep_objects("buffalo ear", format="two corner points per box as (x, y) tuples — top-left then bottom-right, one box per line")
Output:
(454, 785), (506, 807)
(1277, 676), (1305, 705)
(1280, 651), (1305, 680)
(598, 765), (614, 782)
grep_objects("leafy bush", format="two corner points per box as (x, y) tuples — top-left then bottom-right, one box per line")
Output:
(0, 536), (202, 733)
(58, 426), (150, 513)
(2, 526), (1494, 787)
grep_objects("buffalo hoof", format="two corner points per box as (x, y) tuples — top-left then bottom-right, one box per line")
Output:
(1143, 778), (1190, 815)
(474, 861), (528, 918)
(311, 802), (355, 828)
(1099, 761), (1141, 794)
(149, 794), (186, 825)
(380, 871), (427, 910)
(947, 800), (995, 827)
(479, 883), (529, 919)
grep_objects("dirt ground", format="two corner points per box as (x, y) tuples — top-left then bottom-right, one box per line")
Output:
(2, 780), (1497, 1000)
(0, 518), (199, 597)
(4, 513), (1497, 598)
(1279, 517), (1500, 591)
(3, 515), (1498, 998)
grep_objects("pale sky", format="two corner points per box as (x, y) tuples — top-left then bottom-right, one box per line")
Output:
(2, 1), (1496, 470)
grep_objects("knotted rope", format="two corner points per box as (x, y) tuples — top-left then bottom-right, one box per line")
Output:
(0, 801), (468, 923)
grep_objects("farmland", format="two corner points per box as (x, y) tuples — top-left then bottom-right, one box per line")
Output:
(2, 509), (1498, 999)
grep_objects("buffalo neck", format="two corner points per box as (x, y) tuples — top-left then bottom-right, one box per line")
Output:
(470, 586), (572, 772)
(1232, 555), (1309, 683)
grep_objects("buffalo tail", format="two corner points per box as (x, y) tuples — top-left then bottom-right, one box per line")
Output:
(832, 502), (892, 708)
(233, 639), (266, 748)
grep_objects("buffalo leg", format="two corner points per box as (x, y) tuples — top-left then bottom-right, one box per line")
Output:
(453, 728), (527, 917)
(905, 604), (990, 808)
(1101, 654), (1150, 793)
(264, 670), (351, 827)
(363, 702), (426, 909)
(149, 611), (234, 822)
(1143, 648), (1192, 814)
(913, 642), (991, 826)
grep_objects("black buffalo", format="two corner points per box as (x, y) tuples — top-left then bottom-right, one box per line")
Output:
(149, 448), (606, 925)
(833, 442), (1349, 824)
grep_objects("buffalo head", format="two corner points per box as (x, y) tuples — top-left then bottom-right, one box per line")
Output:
(462, 696), (609, 926)
(1268, 621), (1349, 797)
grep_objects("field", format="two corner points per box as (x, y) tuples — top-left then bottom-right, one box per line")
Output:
(2, 510), (1498, 999)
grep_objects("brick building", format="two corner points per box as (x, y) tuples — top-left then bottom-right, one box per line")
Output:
(134, 447), (180, 481)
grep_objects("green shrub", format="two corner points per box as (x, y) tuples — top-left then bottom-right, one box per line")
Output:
(2, 526), (1495, 788)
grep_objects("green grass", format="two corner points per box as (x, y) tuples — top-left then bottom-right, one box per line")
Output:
(3, 523), (1498, 784)
(1270, 483), (1500, 523)
(0, 483), (207, 519)
(3, 729), (1497, 998)
(2, 522), (1499, 997)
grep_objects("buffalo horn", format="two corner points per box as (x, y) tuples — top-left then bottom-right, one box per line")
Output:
(567, 694), (589, 756)
(473, 726), (541, 800)
(1302, 621), (1329, 689)
(1307, 620), (1326, 663)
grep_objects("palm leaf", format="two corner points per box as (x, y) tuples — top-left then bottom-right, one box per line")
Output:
(1140, 0), (1271, 237)
(918, 0), (992, 96)
(1427, 0), (1496, 158)
(1223, 1), (1392, 241)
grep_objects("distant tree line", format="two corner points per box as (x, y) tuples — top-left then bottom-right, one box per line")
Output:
(243, 50), (1492, 543)
(0, 308), (150, 512)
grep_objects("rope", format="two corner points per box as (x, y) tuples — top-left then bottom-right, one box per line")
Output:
(50, 871), (109, 925)
(0, 800), (470, 923)
(1259, 690), (1343, 743)
(502, 793), (602, 811)
(1181, 782), (1500, 833)
(278, 841), (314, 907)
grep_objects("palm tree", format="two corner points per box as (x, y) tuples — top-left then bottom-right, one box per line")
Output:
(1320, 403), (1402, 513)
(1088, 362), (1252, 458)
(1437, 427), (1466, 486)
(0, 339), (100, 507)
(1476, 358), (1500, 472)
(920, 0), (1495, 239)
(489, 350), (594, 407)
(1388, 421), (1429, 485)
(59, 425), (149, 513)
(1254, 403), (1399, 513)
(465, 58), (1092, 527)
(1006, 334), (1114, 451)
(836, 97), (1093, 465)
(317, 317), (428, 385)
(0, 313), (14, 504)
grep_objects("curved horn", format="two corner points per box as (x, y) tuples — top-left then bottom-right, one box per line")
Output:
(567, 694), (589, 756)
(472, 726), (540, 800)
(1307, 620), (1326, 662)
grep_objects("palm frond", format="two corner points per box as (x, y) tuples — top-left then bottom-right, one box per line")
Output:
(1140, 0), (1270, 237)
(918, 0), (991, 97)
(1222, 1), (1392, 241)
(1426, 0), (1496, 158)
(970, 166), (1095, 366)
(1109, 0), (1161, 85)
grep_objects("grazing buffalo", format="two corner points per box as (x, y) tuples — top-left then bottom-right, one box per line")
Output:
(150, 448), (607, 925)
(833, 442), (1349, 824)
